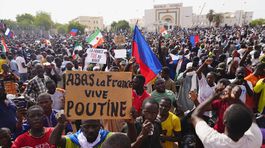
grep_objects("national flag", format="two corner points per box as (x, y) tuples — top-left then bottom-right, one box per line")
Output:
(4, 28), (14, 38)
(72, 42), (82, 59)
(132, 25), (162, 84)
(86, 29), (104, 48)
(160, 26), (169, 38)
(69, 28), (78, 36)
(190, 35), (200, 47)
(1, 37), (9, 53)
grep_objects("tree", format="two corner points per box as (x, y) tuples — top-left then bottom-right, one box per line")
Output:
(2, 19), (17, 29)
(110, 20), (130, 32)
(16, 13), (35, 26)
(111, 21), (117, 32)
(206, 9), (215, 26)
(67, 21), (85, 34)
(213, 13), (224, 27)
(54, 23), (68, 34)
(34, 11), (53, 30)
(250, 19), (265, 26)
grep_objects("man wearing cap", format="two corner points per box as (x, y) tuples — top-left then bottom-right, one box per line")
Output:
(176, 62), (196, 111)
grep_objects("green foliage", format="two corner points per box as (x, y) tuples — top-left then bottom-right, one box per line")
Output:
(34, 11), (53, 30)
(68, 21), (86, 34)
(206, 9), (214, 26)
(213, 13), (224, 27)
(55, 23), (68, 34)
(110, 20), (130, 32)
(2, 19), (17, 28)
(16, 13), (35, 26)
(250, 19), (265, 26)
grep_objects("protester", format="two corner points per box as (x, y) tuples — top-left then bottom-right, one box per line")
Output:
(24, 64), (52, 100)
(161, 67), (177, 93)
(12, 105), (55, 148)
(254, 78), (265, 113)
(192, 102), (262, 147)
(131, 99), (162, 148)
(158, 97), (181, 148)
(15, 51), (28, 82)
(0, 128), (12, 148)
(102, 133), (131, 148)
(46, 80), (65, 110)
(132, 74), (150, 116)
(151, 78), (176, 103)
(0, 82), (17, 133)
(50, 118), (112, 148)
(1, 19), (265, 147)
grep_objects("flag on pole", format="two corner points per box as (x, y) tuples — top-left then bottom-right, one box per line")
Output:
(4, 28), (14, 38)
(1, 37), (9, 53)
(160, 26), (169, 38)
(86, 28), (104, 48)
(190, 35), (200, 47)
(69, 28), (78, 36)
(132, 25), (162, 84)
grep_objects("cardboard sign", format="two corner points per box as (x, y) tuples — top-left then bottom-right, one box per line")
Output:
(114, 49), (127, 58)
(114, 35), (126, 45)
(65, 71), (132, 120)
(85, 48), (107, 64)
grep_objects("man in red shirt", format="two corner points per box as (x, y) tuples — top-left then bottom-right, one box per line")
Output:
(12, 105), (55, 148)
(212, 84), (243, 133)
(132, 75), (150, 116)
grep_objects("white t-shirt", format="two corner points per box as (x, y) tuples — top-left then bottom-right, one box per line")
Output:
(195, 120), (262, 148)
(16, 56), (28, 73)
(197, 74), (215, 103)
(197, 74), (215, 117)
(51, 91), (64, 110)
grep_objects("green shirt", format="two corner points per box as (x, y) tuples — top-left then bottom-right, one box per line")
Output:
(150, 89), (176, 103)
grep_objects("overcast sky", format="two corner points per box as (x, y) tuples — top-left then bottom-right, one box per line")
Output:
(0, 0), (263, 25)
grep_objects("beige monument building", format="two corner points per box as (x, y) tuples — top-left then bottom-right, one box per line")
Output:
(72, 16), (104, 32)
(143, 3), (193, 32)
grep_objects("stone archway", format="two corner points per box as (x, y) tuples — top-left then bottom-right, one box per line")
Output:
(161, 15), (174, 29)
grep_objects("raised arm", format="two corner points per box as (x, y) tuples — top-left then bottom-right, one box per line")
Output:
(196, 58), (212, 80)
(239, 47), (252, 66)
(191, 92), (220, 127)
(49, 114), (67, 148)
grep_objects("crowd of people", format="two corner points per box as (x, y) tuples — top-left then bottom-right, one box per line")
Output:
(0, 23), (265, 148)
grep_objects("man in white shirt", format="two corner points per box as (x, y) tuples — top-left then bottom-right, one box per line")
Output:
(15, 51), (28, 82)
(191, 92), (262, 148)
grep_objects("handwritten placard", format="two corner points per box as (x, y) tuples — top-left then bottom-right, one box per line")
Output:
(85, 48), (107, 64)
(65, 71), (132, 120)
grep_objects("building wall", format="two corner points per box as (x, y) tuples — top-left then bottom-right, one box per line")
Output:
(72, 16), (104, 32)
(193, 10), (253, 27)
(144, 9), (156, 32)
(143, 3), (192, 32)
(180, 6), (193, 28)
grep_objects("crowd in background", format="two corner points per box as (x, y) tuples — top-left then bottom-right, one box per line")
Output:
(0, 23), (265, 148)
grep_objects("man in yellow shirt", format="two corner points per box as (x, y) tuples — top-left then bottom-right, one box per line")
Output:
(0, 54), (8, 73)
(158, 97), (182, 148)
(254, 78), (265, 113)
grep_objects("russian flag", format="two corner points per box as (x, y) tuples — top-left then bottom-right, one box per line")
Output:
(190, 35), (199, 47)
(132, 26), (162, 83)
(69, 28), (78, 36)
(4, 28), (14, 39)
